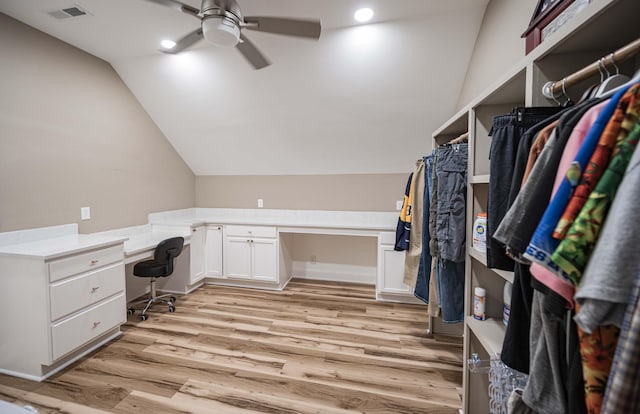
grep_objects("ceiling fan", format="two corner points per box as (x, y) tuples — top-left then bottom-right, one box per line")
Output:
(144, 0), (321, 69)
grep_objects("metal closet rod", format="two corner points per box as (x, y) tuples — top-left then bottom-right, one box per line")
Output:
(542, 37), (640, 99)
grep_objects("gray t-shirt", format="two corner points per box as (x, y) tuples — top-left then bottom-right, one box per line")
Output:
(574, 143), (640, 333)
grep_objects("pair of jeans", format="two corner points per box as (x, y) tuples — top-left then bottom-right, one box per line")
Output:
(435, 143), (468, 263)
(487, 107), (564, 270)
(437, 258), (465, 323)
(415, 155), (434, 304)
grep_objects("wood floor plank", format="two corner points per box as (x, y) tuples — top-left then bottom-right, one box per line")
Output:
(0, 279), (463, 413)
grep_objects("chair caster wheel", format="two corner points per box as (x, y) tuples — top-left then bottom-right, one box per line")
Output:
(168, 305), (176, 313)
(127, 307), (135, 315)
(140, 313), (148, 321)
(169, 296), (177, 304)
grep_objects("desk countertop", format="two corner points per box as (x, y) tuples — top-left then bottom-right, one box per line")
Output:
(148, 208), (399, 232)
(0, 209), (399, 261)
(0, 233), (128, 260)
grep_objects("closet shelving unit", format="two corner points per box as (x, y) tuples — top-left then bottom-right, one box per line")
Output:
(431, 0), (640, 412)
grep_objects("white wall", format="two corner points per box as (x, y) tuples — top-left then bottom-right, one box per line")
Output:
(0, 14), (195, 233)
(456, 0), (538, 109)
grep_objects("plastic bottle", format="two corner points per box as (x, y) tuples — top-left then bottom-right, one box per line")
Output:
(503, 281), (512, 326)
(472, 212), (487, 253)
(473, 287), (486, 321)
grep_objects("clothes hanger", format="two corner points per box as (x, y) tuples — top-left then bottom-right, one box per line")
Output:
(598, 64), (640, 99)
(595, 53), (631, 97)
(561, 79), (574, 107)
(588, 58), (606, 99)
(549, 81), (563, 106)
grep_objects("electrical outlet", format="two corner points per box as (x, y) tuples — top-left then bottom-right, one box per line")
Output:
(311, 255), (317, 264)
(257, 198), (264, 208)
(396, 200), (403, 210)
(80, 206), (91, 220)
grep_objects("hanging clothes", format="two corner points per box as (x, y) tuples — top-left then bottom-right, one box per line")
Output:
(434, 143), (468, 323)
(414, 155), (434, 306)
(486, 107), (563, 271)
(394, 172), (413, 251)
(403, 159), (426, 288)
(524, 85), (630, 283)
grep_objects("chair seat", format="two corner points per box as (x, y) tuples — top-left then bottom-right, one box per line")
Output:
(133, 260), (170, 278)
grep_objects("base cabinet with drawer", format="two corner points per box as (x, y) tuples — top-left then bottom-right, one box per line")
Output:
(0, 242), (126, 381)
(223, 225), (277, 283)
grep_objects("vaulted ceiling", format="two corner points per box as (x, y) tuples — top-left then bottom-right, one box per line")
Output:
(0, 0), (488, 175)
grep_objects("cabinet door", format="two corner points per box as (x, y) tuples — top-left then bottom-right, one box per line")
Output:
(205, 226), (223, 278)
(378, 245), (412, 295)
(190, 226), (206, 284)
(251, 238), (277, 282)
(224, 237), (252, 279)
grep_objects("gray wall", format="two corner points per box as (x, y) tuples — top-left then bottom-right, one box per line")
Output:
(196, 173), (408, 212)
(456, 0), (538, 109)
(0, 14), (195, 233)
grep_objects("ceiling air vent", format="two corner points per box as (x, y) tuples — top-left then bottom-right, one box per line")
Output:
(48, 6), (88, 19)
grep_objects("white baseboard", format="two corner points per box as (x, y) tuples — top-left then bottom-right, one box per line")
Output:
(291, 261), (375, 284)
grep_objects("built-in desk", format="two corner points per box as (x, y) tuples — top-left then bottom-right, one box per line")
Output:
(144, 208), (421, 304)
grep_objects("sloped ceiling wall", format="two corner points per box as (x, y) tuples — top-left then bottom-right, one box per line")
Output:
(112, 7), (486, 175)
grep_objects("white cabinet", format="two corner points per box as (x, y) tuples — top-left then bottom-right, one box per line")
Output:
(251, 238), (278, 282)
(205, 225), (223, 278)
(224, 236), (252, 279)
(189, 225), (206, 284)
(223, 225), (277, 283)
(0, 242), (126, 381)
(376, 232), (413, 301)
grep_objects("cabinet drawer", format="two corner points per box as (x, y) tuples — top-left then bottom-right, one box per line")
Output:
(225, 225), (276, 238)
(50, 293), (125, 361)
(49, 245), (123, 282)
(50, 262), (125, 321)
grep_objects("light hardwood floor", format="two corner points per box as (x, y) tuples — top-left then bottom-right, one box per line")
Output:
(0, 279), (463, 413)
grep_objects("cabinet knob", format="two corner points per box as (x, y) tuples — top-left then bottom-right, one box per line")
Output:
(92, 321), (101, 329)
(91, 286), (100, 293)
(90, 260), (99, 265)
(218, 226), (221, 230)
(192, 228), (197, 232)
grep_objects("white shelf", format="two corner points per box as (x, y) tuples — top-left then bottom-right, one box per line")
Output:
(466, 316), (506, 357)
(470, 175), (490, 184)
(469, 249), (514, 284)
(432, 107), (469, 138)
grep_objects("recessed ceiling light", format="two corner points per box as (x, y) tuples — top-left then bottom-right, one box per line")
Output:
(354, 8), (374, 23)
(161, 39), (176, 49)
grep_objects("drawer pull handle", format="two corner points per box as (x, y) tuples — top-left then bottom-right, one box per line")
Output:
(91, 286), (100, 293)
(92, 321), (101, 328)
(90, 260), (99, 265)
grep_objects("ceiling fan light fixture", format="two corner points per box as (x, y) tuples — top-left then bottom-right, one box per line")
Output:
(354, 8), (374, 23)
(161, 39), (177, 49)
(202, 16), (240, 47)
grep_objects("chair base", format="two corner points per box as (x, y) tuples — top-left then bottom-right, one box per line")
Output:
(127, 278), (177, 320)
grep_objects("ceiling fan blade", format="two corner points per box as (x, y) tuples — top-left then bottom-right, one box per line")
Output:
(162, 28), (204, 54)
(236, 33), (270, 69)
(243, 17), (321, 39)
(142, 0), (200, 18)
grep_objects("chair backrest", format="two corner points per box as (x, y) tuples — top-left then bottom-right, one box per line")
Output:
(153, 236), (184, 275)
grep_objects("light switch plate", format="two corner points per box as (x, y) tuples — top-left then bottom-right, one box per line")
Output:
(257, 199), (264, 208)
(80, 206), (91, 220)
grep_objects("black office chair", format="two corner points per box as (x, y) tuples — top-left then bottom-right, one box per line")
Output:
(127, 236), (184, 321)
